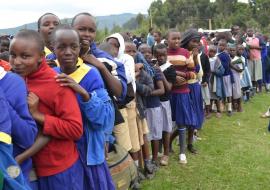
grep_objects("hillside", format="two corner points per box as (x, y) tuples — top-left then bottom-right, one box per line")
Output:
(0, 13), (136, 35)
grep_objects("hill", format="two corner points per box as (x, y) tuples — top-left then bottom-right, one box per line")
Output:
(0, 13), (136, 35)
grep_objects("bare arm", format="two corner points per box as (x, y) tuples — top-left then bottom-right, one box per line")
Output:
(150, 80), (165, 96)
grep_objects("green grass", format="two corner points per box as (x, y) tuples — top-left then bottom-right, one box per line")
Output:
(142, 93), (270, 190)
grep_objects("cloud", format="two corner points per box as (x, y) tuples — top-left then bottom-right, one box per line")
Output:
(0, 0), (153, 29)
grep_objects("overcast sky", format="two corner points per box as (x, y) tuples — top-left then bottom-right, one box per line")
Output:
(0, 0), (155, 29)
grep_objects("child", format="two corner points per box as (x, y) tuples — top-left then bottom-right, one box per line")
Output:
(0, 67), (37, 187)
(208, 45), (224, 117)
(9, 29), (84, 190)
(167, 29), (196, 164)
(0, 36), (10, 53)
(153, 43), (176, 166)
(0, 87), (31, 190)
(71, 12), (127, 144)
(217, 39), (234, 116)
(181, 29), (204, 154)
(229, 43), (244, 112)
(37, 13), (60, 57)
(53, 25), (115, 190)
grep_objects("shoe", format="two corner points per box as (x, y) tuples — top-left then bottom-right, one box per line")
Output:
(187, 144), (197, 154)
(160, 155), (169, 166)
(261, 107), (270, 118)
(144, 161), (154, 174)
(151, 160), (159, 172)
(137, 168), (146, 182)
(205, 112), (211, 119)
(179, 154), (187, 164)
(227, 111), (233, 117)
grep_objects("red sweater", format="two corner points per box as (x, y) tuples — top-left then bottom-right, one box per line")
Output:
(167, 48), (196, 94)
(26, 60), (83, 177)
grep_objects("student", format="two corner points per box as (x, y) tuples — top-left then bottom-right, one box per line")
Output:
(217, 39), (234, 116)
(37, 13), (60, 57)
(229, 43), (244, 112)
(106, 33), (139, 163)
(52, 25), (115, 190)
(181, 29), (204, 154)
(153, 31), (162, 45)
(9, 29), (83, 190)
(0, 87), (31, 190)
(246, 28), (262, 93)
(0, 67), (37, 186)
(167, 29), (196, 164)
(153, 43), (176, 166)
(71, 13), (127, 143)
(0, 36), (10, 53)
(147, 28), (155, 48)
(208, 45), (224, 117)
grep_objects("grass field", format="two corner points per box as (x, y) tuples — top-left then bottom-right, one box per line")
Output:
(142, 93), (270, 190)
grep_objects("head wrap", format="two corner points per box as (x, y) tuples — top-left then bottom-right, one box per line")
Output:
(180, 29), (201, 49)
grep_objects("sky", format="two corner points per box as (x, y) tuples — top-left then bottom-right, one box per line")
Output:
(0, 0), (155, 29)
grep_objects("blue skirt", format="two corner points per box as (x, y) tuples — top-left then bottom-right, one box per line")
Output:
(38, 159), (83, 190)
(189, 83), (204, 129)
(82, 161), (115, 190)
(170, 92), (196, 127)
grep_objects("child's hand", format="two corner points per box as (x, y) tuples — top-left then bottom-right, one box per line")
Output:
(202, 82), (208, 87)
(15, 154), (25, 165)
(46, 59), (57, 68)
(28, 92), (40, 115)
(55, 74), (90, 102)
(175, 76), (186, 86)
(80, 40), (91, 57)
(192, 48), (199, 58)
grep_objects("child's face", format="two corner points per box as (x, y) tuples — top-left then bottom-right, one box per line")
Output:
(168, 32), (180, 49)
(208, 49), (216, 58)
(218, 41), (227, 52)
(155, 48), (167, 65)
(229, 47), (236, 57)
(0, 39), (10, 53)
(187, 38), (200, 51)
(125, 43), (137, 59)
(139, 45), (152, 63)
(237, 46), (244, 56)
(39, 14), (60, 43)
(107, 38), (120, 58)
(73, 15), (96, 46)
(54, 30), (80, 70)
(153, 32), (161, 42)
(9, 38), (43, 77)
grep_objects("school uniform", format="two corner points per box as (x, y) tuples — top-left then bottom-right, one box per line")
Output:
(199, 52), (211, 106)
(135, 69), (154, 145)
(0, 69), (37, 185)
(187, 52), (204, 130)
(159, 62), (176, 133)
(25, 59), (83, 190)
(231, 56), (244, 99)
(167, 48), (196, 127)
(0, 87), (31, 190)
(217, 51), (234, 97)
(55, 59), (115, 190)
(144, 67), (163, 141)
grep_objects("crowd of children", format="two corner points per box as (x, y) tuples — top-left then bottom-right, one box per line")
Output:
(0, 12), (269, 190)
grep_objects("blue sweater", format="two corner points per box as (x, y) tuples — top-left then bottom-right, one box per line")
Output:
(55, 65), (114, 165)
(0, 72), (37, 182)
(0, 87), (31, 190)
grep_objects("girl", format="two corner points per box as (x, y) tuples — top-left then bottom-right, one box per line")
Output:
(167, 29), (196, 164)
(53, 25), (115, 190)
(10, 29), (84, 190)
(181, 29), (204, 154)
(208, 45), (224, 117)
(229, 44), (244, 112)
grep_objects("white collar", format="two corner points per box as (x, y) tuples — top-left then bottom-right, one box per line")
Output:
(160, 62), (172, 72)
(0, 67), (7, 80)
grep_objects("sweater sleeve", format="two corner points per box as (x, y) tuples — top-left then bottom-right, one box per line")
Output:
(43, 89), (83, 140)
(202, 54), (211, 84)
(80, 89), (113, 131)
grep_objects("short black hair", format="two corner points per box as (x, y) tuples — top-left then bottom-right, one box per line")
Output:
(13, 29), (44, 52)
(50, 24), (80, 44)
(153, 43), (167, 55)
(166, 28), (179, 39)
(37, 13), (60, 30)
(71, 12), (93, 26)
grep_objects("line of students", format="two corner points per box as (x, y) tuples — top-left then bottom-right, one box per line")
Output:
(0, 12), (262, 190)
